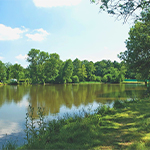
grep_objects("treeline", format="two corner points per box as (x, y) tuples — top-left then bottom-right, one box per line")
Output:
(0, 49), (136, 84)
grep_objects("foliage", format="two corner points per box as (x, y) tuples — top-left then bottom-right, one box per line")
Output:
(91, 0), (150, 23)
(95, 76), (101, 82)
(113, 100), (126, 109)
(1, 139), (18, 150)
(73, 58), (81, 76)
(62, 59), (74, 83)
(72, 75), (79, 83)
(24, 105), (46, 149)
(44, 53), (62, 83)
(78, 64), (87, 81)
(10, 64), (25, 81)
(0, 49), (134, 84)
(85, 61), (96, 81)
(0, 60), (6, 82)
(119, 10), (150, 82)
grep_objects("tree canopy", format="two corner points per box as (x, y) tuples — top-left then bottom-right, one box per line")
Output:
(119, 10), (150, 82)
(91, 0), (150, 22)
(0, 49), (135, 84)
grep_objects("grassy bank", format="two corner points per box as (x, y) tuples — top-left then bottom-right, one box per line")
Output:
(2, 97), (150, 150)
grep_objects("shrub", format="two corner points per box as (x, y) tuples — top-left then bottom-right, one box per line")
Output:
(113, 100), (126, 109)
(95, 76), (101, 82)
(96, 105), (112, 116)
(66, 78), (72, 83)
(90, 75), (96, 81)
(72, 75), (79, 83)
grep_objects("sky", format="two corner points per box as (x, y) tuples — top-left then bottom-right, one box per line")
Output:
(0, 0), (132, 68)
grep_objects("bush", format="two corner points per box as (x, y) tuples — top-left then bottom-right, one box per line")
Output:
(113, 100), (126, 109)
(72, 75), (79, 83)
(90, 75), (96, 81)
(96, 105), (113, 116)
(66, 78), (72, 83)
(95, 76), (101, 82)
(102, 75), (108, 83)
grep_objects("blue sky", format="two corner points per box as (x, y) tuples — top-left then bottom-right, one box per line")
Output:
(0, 0), (131, 68)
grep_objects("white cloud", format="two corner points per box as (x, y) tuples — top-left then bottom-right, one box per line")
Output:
(26, 28), (49, 41)
(0, 24), (27, 41)
(33, 0), (82, 7)
(16, 54), (28, 60)
(0, 56), (4, 60)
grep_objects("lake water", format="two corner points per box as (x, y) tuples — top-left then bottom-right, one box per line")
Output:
(0, 83), (147, 146)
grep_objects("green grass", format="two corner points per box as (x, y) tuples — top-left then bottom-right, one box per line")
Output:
(2, 97), (150, 150)
(122, 80), (145, 84)
(79, 81), (101, 84)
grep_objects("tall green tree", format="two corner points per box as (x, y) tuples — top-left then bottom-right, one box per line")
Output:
(27, 49), (40, 83)
(119, 11), (150, 84)
(0, 61), (6, 82)
(44, 53), (62, 83)
(78, 64), (87, 81)
(86, 61), (96, 81)
(10, 64), (25, 80)
(5, 62), (12, 80)
(73, 58), (82, 76)
(94, 60), (107, 77)
(62, 59), (74, 83)
(38, 51), (49, 83)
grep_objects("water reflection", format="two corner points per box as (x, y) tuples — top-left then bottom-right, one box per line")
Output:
(0, 84), (147, 146)
(0, 120), (21, 138)
(0, 85), (30, 107)
(0, 84), (147, 116)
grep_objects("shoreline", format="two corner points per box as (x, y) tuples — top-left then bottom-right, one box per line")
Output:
(2, 95), (150, 150)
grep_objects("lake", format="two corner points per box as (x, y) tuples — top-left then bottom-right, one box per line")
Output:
(0, 83), (147, 146)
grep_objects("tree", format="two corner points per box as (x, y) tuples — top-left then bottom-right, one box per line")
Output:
(72, 75), (79, 83)
(5, 62), (12, 80)
(119, 11), (150, 84)
(27, 49), (40, 83)
(73, 58), (82, 76)
(27, 49), (49, 83)
(0, 61), (6, 82)
(78, 64), (87, 81)
(94, 60), (107, 77)
(38, 51), (49, 83)
(62, 59), (74, 83)
(10, 64), (25, 80)
(44, 53), (62, 83)
(91, 0), (150, 22)
(86, 61), (96, 81)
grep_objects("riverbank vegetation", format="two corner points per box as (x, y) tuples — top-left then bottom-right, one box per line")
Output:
(2, 95), (150, 150)
(0, 51), (136, 85)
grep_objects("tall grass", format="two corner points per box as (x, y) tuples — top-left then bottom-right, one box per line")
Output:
(1, 137), (18, 150)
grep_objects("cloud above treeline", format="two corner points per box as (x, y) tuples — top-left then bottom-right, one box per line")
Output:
(26, 28), (49, 41)
(0, 24), (27, 41)
(32, 0), (82, 7)
(0, 56), (4, 60)
(16, 54), (28, 60)
(0, 24), (49, 41)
